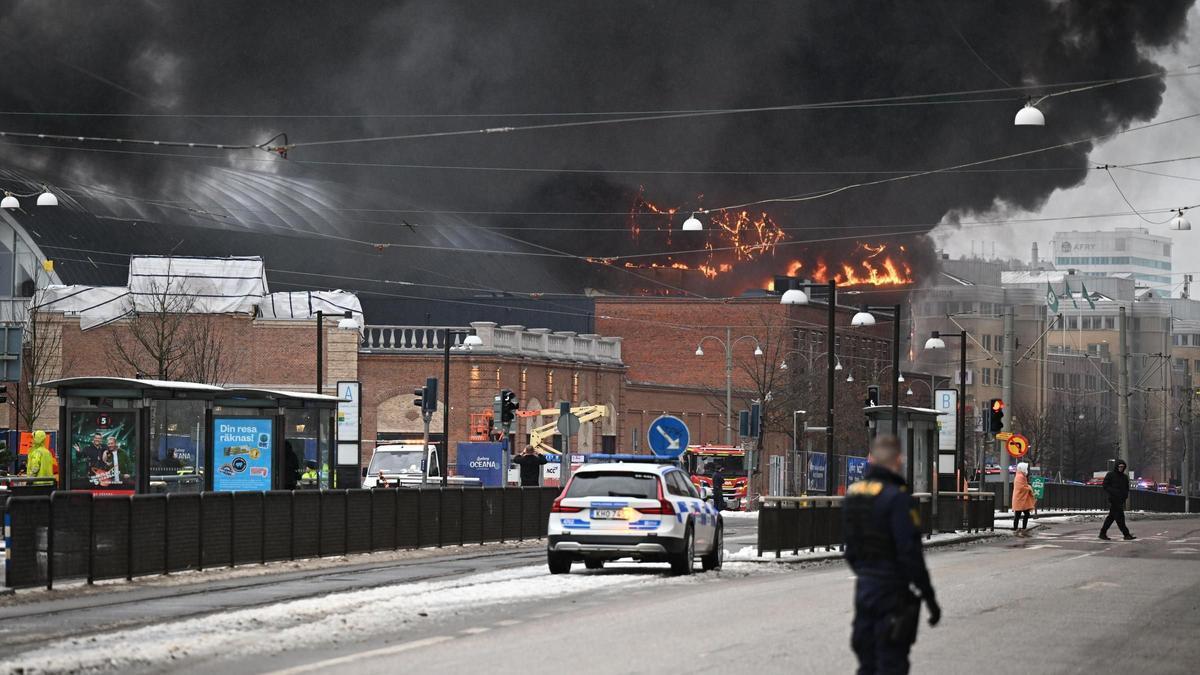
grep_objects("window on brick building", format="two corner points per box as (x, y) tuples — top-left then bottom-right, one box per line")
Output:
(601, 435), (616, 454)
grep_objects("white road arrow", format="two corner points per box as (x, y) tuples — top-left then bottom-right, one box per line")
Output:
(656, 426), (681, 450)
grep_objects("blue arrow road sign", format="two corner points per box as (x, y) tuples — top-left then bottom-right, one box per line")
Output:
(647, 415), (690, 459)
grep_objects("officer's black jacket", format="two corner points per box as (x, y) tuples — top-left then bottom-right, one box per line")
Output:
(843, 464), (934, 600)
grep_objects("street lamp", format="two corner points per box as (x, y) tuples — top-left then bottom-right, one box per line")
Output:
(681, 213), (704, 231)
(851, 304), (904, 438)
(924, 330), (969, 488)
(2, 185), (61, 209)
(1170, 209), (1192, 231)
(441, 328), (481, 486)
(1014, 98), (1045, 126)
(694, 328), (763, 445)
(780, 278), (838, 495)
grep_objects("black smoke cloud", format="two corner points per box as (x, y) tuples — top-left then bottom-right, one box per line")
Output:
(0, 0), (1193, 293)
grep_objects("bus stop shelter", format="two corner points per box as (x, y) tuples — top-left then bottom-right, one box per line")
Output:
(39, 377), (342, 494)
(864, 405), (944, 495)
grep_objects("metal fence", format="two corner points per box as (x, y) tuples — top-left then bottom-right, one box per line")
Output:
(2, 487), (558, 590)
(756, 492), (996, 558)
(982, 483), (1200, 513)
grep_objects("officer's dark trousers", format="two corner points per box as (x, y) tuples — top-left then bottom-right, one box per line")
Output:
(1101, 500), (1131, 537)
(851, 581), (914, 675)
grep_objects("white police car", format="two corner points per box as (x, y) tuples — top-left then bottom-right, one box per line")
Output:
(547, 462), (722, 575)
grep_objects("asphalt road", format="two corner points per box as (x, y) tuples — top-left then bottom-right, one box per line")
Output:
(3, 516), (1197, 674)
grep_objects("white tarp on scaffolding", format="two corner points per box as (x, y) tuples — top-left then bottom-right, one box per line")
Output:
(32, 285), (133, 329)
(30, 256), (298, 330)
(128, 256), (268, 315)
(258, 290), (364, 330)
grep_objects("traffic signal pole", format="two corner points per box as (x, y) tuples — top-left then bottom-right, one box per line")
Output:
(1001, 306), (1014, 510)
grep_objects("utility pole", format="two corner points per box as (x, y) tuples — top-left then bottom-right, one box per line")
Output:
(1001, 306), (1014, 509)
(1184, 360), (1192, 513)
(1163, 319), (1171, 486)
(1118, 306), (1131, 465)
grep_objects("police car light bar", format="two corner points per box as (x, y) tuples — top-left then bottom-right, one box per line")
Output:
(588, 454), (680, 465)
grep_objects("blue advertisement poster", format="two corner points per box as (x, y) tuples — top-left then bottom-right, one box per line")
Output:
(807, 453), (828, 493)
(213, 418), (273, 491)
(456, 442), (505, 486)
(847, 457), (868, 485)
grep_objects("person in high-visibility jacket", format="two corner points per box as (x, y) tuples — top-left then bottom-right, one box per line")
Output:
(25, 429), (58, 486)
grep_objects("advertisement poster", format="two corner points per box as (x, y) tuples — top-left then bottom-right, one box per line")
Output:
(807, 452), (827, 493)
(69, 411), (137, 493)
(336, 381), (361, 442)
(847, 456), (868, 485)
(213, 418), (273, 491)
(456, 442), (505, 487)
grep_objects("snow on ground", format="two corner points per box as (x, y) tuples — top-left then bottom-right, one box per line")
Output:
(0, 560), (768, 673)
(720, 509), (758, 520)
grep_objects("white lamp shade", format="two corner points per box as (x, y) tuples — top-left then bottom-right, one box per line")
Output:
(897, 373), (905, 383)
(906, 388), (914, 396)
(779, 361), (788, 370)
(1, 194), (19, 209)
(681, 215), (703, 231)
(462, 334), (483, 346)
(1014, 103), (1045, 126)
(780, 288), (809, 305)
(851, 311), (876, 327)
(695, 347), (704, 357)
(1171, 213), (1191, 231)
(753, 346), (763, 357)
(834, 360), (843, 371)
(924, 336), (947, 350)
(36, 190), (59, 207)
(846, 373), (854, 382)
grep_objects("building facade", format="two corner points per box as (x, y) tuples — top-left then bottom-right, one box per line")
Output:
(1051, 227), (1172, 289)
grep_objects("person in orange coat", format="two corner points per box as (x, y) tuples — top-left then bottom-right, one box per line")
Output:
(1011, 462), (1037, 537)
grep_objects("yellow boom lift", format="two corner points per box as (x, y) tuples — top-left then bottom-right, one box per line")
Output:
(517, 405), (608, 455)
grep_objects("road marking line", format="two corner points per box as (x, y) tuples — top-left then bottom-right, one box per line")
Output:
(460, 627), (491, 635)
(494, 619), (522, 626)
(263, 636), (453, 675)
(1025, 544), (1062, 549)
(1067, 551), (1099, 561)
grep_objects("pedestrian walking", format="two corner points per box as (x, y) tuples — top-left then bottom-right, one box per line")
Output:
(1011, 462), (1036, 537)
(1099, 459), (1136, 541)
(843, 435), (940, 674)
(512, 446), (547, 487)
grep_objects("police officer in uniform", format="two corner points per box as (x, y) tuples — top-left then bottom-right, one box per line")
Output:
(843, 435), (941, 674)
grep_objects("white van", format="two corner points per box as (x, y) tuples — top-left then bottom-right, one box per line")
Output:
(362, 444), (482, 488)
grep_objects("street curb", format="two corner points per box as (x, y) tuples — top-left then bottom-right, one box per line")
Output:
(741, 530), (1005, 564)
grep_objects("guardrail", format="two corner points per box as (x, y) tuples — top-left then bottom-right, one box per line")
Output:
(982, 482), (1199, 513)
(2, 487), (558, 590)
(757, 491), (995, 558)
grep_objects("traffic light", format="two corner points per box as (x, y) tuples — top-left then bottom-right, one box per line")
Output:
(988, 399), (1005, 434)
(0, 384), (7, 404)
(413, 377), (438, 414)
(499, 389), (518, 426)
(866, 385), (880, 407)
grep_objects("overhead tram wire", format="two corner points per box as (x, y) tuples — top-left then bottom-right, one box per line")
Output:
(1, 69), (1196, 121)
(2, 68), (1197, 156)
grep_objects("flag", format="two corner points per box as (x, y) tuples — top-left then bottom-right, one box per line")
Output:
(1045, 281), (1059, 314)
(1065, 280), (1078, 309)
(1081, 282), (1096, 310)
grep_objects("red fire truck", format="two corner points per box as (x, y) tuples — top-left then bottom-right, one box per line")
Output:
(684, 444), (749, 511)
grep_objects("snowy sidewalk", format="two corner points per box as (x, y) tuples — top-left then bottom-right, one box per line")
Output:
(731, 528), (1007, 563)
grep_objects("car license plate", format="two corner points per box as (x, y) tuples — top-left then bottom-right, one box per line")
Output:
(591, 508), (626, 520)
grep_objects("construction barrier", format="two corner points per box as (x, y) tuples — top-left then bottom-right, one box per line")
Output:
(2, 486), (558, 590)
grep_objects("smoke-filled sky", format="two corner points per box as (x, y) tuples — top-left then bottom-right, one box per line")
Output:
(0, 0), (1195, 295)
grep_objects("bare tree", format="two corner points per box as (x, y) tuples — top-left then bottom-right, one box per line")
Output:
(107, 272), (242, 385)
(179, 313), (244, 386)
(17, 296), (70, 430)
